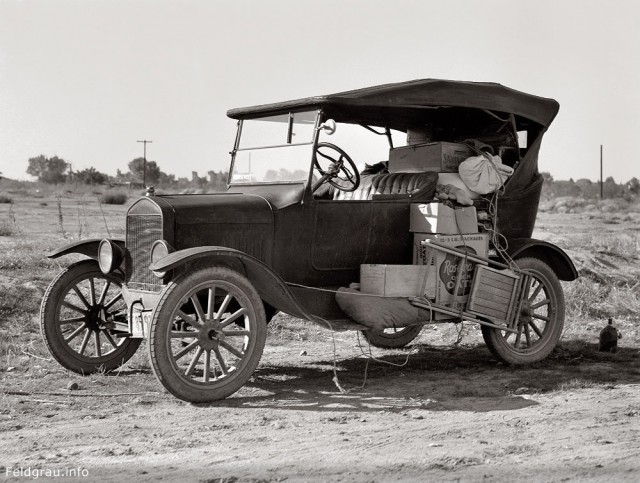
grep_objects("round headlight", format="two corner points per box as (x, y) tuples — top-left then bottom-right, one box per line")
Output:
(151, 240), (172, 278)
(98, 239), (123, 274)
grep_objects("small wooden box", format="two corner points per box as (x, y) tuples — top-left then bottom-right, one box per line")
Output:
(360, 264), (436, 298)
(466, 266), (520, 324)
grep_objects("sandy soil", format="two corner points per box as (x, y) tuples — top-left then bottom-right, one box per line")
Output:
(2, 332), (639, 482)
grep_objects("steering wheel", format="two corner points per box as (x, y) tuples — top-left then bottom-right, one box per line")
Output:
(312, 142), (360, 193)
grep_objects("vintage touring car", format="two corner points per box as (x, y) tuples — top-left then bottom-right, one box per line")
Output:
(41, 79), (577, 402)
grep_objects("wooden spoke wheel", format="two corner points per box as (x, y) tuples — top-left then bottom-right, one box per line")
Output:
(481, 257), (565, 365)
(148, 267), (267, 403)
(40, 260), (141, 374)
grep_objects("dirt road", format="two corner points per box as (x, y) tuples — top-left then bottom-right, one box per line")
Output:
(2, 329), (639, 482)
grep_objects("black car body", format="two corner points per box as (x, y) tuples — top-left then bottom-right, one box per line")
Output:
(42, 79), (578, 402)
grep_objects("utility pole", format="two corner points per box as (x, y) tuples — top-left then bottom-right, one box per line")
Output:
(600, 144), (603, 199)
(137, 140), (152, 187)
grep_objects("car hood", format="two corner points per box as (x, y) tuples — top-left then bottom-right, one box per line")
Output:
(154, 193), (274, 225)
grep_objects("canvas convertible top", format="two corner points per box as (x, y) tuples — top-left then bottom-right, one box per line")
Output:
(227, 79), (559, 128)
(227, 79), (561, 241)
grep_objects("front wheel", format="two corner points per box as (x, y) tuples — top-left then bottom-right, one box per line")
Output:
(481, 257), (565, 365)
(40, 260), (142, 374)
(361, 325), (423, 349)
(148, 267), (267, 403)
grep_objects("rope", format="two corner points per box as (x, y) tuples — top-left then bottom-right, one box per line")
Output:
(307, 312), (417, 393)
(286, 281), (431, 392)
(354, 331), (415, 389)
(463, 139), (521, 273)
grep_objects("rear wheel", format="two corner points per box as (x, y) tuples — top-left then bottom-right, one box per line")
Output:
(148, 267), (267, 403)
(361, 325), (423, 349)
(481, 257), (564, 365)
(40, 260), (141, 374)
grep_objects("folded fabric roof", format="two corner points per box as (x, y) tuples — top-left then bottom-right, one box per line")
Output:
(227, 79), (559, 128)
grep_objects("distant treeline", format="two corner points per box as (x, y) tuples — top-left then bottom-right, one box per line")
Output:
(24, 154), (229, 191)
(541, 172), (639, 200)
(15, 156), (640, 199)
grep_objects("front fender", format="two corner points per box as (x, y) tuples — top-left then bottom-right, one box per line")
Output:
(507, 238), (578, 281)
(48, 239), (125, 260)
(150, 246), (318, 322)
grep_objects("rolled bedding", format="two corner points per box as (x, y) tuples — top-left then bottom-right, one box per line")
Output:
(335, 287), (434, 332)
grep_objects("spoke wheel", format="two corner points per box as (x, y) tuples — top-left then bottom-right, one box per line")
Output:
(481, 257), (564, 365)
(41, 260), (141, 374)
(361, 325), (423, 349)
(148, 267), (267, 403)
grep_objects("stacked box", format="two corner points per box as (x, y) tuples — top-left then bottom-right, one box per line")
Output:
(360, 264), (437, 298)
(413, 233), (488, 264)
(413, 233), (489, 310)
(389, 142), (473, 173)
(410, 203), (478, 234)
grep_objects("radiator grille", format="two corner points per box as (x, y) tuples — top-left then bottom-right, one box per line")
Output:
(126, 214), (163, 292)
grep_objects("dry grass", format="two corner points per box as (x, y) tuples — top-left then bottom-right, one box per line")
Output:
(267, 313), (326, 343)
(0, 221), (16, 237)
(99, 191), (128, 205)
(569, 231), (640, 258)
(555, 378), (602, 391)
(0, 203), (19, 236)
(539, 197), (640, 215)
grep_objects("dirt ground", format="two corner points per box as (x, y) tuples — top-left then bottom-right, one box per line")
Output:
(1, 191), (640, 482)
(2, 335), (639, 482)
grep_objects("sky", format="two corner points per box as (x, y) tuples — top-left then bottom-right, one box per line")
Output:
(1, 0), (639, 183)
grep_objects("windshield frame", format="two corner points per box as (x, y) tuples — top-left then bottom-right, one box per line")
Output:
(228, 109), (322, 187)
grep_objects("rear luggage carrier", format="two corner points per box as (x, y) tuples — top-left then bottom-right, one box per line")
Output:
(409, 239), (527, 333)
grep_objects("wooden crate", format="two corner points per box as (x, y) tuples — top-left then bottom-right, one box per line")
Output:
(466, 266), (520, 324)
(360, 264), (436, 298)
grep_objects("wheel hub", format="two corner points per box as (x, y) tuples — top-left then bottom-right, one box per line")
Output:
(198, 321), (225, 350)
(521, 300), (532, 317)
(86, 305), (103, 330)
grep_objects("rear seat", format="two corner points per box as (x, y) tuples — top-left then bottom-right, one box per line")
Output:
(333, 172), (438, 201)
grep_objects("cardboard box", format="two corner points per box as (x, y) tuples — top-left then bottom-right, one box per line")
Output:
(412, 233), (489, 310)
(413, 233), (488, 265)
(389, 142), (473, 173)
(360, 264), (436, 298)
(410, 203), (478, 234)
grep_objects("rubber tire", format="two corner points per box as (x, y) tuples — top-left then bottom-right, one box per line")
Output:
(361, 324), (423, 349)
(40, 260), (142, 374)
(148, 266), (267, 403)
(481, 257), (565, 365)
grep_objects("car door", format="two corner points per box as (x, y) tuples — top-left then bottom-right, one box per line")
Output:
(311, 200), (372, 271)
(311, 199), (412, 273)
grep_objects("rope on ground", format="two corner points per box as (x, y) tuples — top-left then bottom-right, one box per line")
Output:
(307, 311), (420, 393)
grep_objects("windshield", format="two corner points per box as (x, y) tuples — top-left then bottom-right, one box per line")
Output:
(230, 111), (318, 184)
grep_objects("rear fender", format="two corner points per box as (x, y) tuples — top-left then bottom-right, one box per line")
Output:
(150, 247), (316, 321)
(48, 239), (125, 260)
(507, 238), (578, 281)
